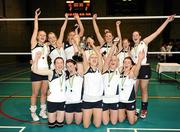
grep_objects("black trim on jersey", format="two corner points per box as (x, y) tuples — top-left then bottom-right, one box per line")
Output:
(128, 86), (135, 101)
(49, 45), (56, 54)
(31, 43), (43, 50)
(116, 85), (119, 95)
(81, 80), (84, 100)
(64, 42), (72, 50)
(117, 49), (128, 55)
(102, 70), (115, 75)
(84, 67), (100, 75)
(101, 43), (111, 48)
(50, 69), (63, 82)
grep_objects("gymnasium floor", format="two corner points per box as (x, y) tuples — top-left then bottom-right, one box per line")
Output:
(0, 62), (180, 132)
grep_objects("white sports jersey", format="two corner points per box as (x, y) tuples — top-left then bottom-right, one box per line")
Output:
(31, 43), (49, 69)
(131, 41), (148, 65)
(49, 44), (66, 69)
(65, 74), (83, 104)
(102, 69), (120, 103)
(100, 43), (111, 57)
(64, 42), (74, 60)
(117, 49), (130, 67)
(47, 70), (66, 102)
(119, 73), (136, 103)
(83, 67), (103, 102)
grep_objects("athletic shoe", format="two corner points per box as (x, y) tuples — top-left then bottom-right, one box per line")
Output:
(140, 110), (148, 119)
(31, 113), (40, 121)
(39, 110), (48, 119)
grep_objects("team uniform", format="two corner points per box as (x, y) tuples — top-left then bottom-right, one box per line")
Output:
(65, 74), (83, 113)
(100, 43), (112, 57)
(131, 41), (151, 79)
(119, 73), (136, 110)
(102, 69), (120, 111)
(31, 43), (49, 81)
(117, 49), (130, 68)
(47, 70), (66, 113)
(83, 67), (103, 109)
(64, 42), (75, 60)
(48, 44), (66, 69)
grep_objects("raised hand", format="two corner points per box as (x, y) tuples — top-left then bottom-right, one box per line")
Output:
(65, 13), (68, 20)
(138, 50), (145, 61)
(74, 13), (80, 20)
(93, 14), (97, 20)
(167, 14), (175, 22)
(35, 8), (41, 17)
(35, 51), (42, 60)
(116, 20), (121, 26)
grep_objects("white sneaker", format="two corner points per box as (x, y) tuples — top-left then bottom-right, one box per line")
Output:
(39, 111), (48, 119)
(31, 113), (39, 121)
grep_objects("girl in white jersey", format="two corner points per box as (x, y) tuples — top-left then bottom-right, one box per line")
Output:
(81, 36), (103, 128)
(92, 14), (120, 59)
(131, 15), (175, 119)
(118, 50), (145, 125)
(116, 38), (131, 70)
(102, 42), (120, 125)
(64, 13), (84, 60)
(48, 13), (68, 69)
(65, 59), (84, 125)
(32, 53), (66, 128)
(30, 8), (48, 121)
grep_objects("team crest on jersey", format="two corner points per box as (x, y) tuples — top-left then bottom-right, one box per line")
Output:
(145, 75), (148, 78)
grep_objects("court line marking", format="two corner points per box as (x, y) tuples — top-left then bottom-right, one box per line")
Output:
(107, 128), (180, 132)
(0, 126), (26, 132)
(0, 68), (29, 78)
(0, 70), (30, 82)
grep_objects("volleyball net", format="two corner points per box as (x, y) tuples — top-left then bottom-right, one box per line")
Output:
(0, 16), (179, 82)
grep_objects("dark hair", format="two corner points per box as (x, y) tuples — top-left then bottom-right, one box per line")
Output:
(132, 30), (142, 36)
(123, 56), (135, 65)
(66, 59), (76, 65)
(54, 57), (64, 65)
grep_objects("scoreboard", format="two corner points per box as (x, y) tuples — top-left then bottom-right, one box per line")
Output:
(65, 0), (92, 17)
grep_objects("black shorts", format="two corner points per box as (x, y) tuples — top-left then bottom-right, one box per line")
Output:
(119, 101), (136, 111)
(137, 65), (151, 79)
(82, 100), (102, 109)
(102, 103), (119, 111)
(65, 103), (82, 113)
(31, 71), (48, 81)
(47, 101), (65, 113)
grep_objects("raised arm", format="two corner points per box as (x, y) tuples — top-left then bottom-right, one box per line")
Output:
(31, 52), (52, 76)
(90, 42), (103, 72)
(92, 14), (105, 46)
(57, 13), (68, 48)
(143, 14), (175, 45)
(103, 44), (116, 73)
(74, 13), (84, 37)
(116, 21), (122, 51)
(31, 8), (41, 49)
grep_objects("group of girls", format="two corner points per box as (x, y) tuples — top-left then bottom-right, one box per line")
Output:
(30, 8), (175, 128)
